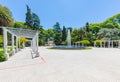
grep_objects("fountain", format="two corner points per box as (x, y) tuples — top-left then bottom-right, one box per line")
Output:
(51, 27), (85, 49)
(67, 28), (72, 48)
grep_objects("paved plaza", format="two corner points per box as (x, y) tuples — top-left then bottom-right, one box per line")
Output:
(0, 47), (120, 82)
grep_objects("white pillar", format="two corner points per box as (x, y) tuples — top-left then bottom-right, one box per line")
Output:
(108, 40), (110, 48)
(3, 28), (9, 59)
(100, 41), (102, 48)
(22, 42), (25, 48)
(82, 42), (84, 47)
(111, 40), (113, 48)
(78, 43), (80, 47)
(118, 40), (120, 48)
(36, 32), (39, 57)
(36, 32), (39, 49)
(16, 37), (18, 52)
(12, 34), (15, 55)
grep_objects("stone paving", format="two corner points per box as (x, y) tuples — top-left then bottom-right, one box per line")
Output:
(0, 47), (120, 82)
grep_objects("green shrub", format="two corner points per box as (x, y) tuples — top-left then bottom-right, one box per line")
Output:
(95, 40), (100, 47)
(95, 40), (103, 47)
(61, 40), (67, 45)
(0, 52), (7, 62)
(81, 40), (90, 46)
(0, 35), (3, 47)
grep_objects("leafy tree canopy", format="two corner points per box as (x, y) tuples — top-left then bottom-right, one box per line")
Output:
(0, 5), (14, 26)
(13, 22), (27, 29)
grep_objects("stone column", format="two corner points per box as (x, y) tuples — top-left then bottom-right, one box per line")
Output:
(79, 43), (80, 47)
(104, 41), (105, 48)
(16, 37), (18, 52)
(36, 32), (39, 48)
(118, 40), (120, 48)
(108, 40), (110, 48)
(111, 40), (113, 48)
(82, 42), (84, 47)
(22, 42), (25, 48)
(100, 41), (102, 48)
(3, 28), (9, 59)
(36, 32), (39, 57)
(31, 40), (33, 48)
(12, 34), (15, 55)
(18, 37), (21, 50)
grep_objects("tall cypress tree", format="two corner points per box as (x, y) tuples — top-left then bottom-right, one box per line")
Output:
(86, 22), (90, 32)
(25, 5), (33, 28)
(53, 22), (62, 45)
(62, 26), (67, 41)
(32, 13), (40, 30)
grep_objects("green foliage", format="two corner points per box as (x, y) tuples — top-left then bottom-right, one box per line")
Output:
(19, 37), (28, 48)
(81, 40), (90, 46)
(78, 28), (85, 40)
(53, 22), (62, 45)
(0, 35), (3, 47)
(90, 23), (101, 36)
(97, 28), (120, 40)
(71, 28), (79, 42)
(44, 29), (55, 41)
(85, 22), (90, 32)
(0, 5), (14, 26)
(62, 26), (67, 41)
(0, 35), (3, 44)
(25, 5), (33, 28)
(61, 40), (67, 45)
(0, 52), (7, 62)
(25, 5), (40, 30)
(13, 22), (27, 28)
(32, 13), (40, 29)
(95, 40), (101, 47)
(19, 37), (28, 43)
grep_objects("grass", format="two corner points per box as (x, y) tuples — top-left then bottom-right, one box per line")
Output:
(48, 47), (92, 50)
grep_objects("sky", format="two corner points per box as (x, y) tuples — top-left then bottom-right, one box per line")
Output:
(0, 0), (120, 29)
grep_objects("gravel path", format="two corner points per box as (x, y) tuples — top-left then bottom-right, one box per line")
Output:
(0, 47), (120, 82)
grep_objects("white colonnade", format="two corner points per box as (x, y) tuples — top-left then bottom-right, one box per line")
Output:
(1, 27), (39, 60)
(94, 40), (120, 48)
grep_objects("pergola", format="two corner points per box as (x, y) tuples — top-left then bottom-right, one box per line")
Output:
(0, 27), (39, 59)
(94, 40), (120, 48)
(72, 42), (84, 47)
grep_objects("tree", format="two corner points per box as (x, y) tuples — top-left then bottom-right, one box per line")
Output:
(90, 23), (101, 36)
(13, 22), (27, 28)
(0, 5), (14, 26)
(85, 22), (90, 32)
(53, 22), (62, 45)
(97, 28), (120, 40)
(71, 28), (79, 42)
(43, 29), (54, 42)
(81, 40), (90, 46)
(32, 13), (40, 30)
(78, 28), (85, 40)
(62, 26), (67, 41)
(25, 5), (33, 28)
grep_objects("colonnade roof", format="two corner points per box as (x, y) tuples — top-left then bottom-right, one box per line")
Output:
(1, 27), (38, 38)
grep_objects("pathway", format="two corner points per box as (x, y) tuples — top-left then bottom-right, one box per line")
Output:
(0, 47), (120, 82)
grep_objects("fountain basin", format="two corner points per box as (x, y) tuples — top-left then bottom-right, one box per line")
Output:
(51, 46), (85, 49)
